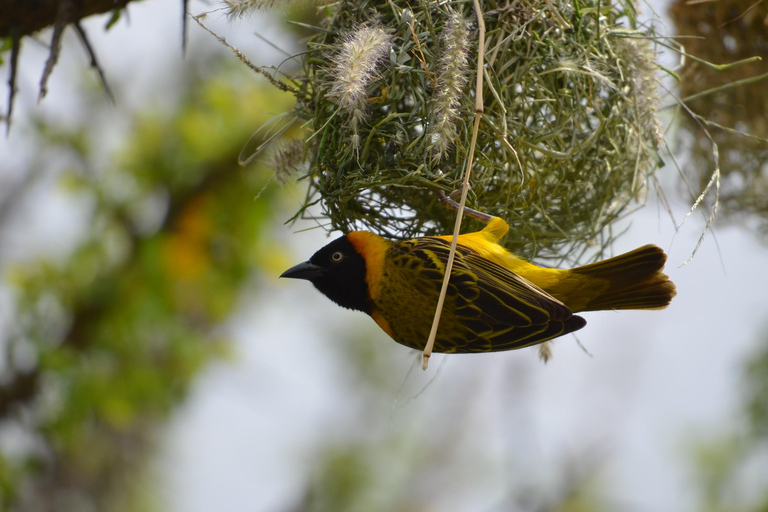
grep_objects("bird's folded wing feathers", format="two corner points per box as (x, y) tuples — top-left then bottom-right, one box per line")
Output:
(392, 237), (583, 352)
(386, 237), (585, 353)
(398, 237), (574, 326)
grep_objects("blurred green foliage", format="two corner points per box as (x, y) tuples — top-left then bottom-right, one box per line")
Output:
(294, 435), (606, 512)
(745, 337), (768, 439)
(0, 65), (295, 511)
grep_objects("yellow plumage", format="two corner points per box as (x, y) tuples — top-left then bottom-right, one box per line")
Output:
(436, 216), (676, 313)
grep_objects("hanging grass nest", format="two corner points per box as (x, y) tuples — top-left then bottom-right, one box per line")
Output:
(669, 0), (768, 236)
(273, 0), (663, 263)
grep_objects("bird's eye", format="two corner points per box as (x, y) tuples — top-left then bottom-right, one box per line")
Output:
(330, 251), (344, 262)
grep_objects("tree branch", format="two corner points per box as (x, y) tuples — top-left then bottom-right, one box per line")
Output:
(38, 0), (73, 103)
(0, 0), (134, 39)
(5, 33), (21, 136)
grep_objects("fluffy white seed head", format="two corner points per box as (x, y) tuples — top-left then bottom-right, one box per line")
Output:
(622, 39), (663, 148)
(430, 11), (471, 162)
(268, 139), (308, 185)
(328, 25), (392, 149)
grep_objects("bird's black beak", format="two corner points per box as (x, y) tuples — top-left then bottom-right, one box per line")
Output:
(280, 261), (324, 280)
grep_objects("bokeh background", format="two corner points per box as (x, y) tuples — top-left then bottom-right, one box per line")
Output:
(1, 1), (767, 511)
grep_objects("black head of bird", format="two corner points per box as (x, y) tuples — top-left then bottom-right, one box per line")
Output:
(280, 235), (371, 314)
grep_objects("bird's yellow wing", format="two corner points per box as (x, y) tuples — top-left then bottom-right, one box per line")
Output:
(380, 237), (586, 353)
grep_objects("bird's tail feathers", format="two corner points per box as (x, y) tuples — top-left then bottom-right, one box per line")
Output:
(571, 244), (677, 312)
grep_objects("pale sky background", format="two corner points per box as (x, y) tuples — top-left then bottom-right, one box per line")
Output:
(1, 1), (767, 511)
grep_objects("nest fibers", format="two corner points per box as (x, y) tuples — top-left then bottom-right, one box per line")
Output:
(274, 0), (663, 263)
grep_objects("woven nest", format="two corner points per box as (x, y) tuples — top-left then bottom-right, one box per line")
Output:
(276, 0), (663, 263)
(669, 0), (768, 236)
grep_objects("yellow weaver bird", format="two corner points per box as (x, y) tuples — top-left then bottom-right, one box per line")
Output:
(282, 202), (676, 354)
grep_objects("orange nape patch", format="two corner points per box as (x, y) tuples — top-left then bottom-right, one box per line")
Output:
(345, 231), (392, 302)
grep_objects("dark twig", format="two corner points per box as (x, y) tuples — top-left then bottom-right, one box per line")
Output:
(436, 189), (493, 224)
(73, 21), (116, 105)
(5, 33), (21, 136)
(39, 0), (73, 103)
(182, 0), (189, 56)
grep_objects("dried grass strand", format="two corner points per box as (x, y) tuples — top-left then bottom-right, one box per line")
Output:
(423, 0), (485, 370)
